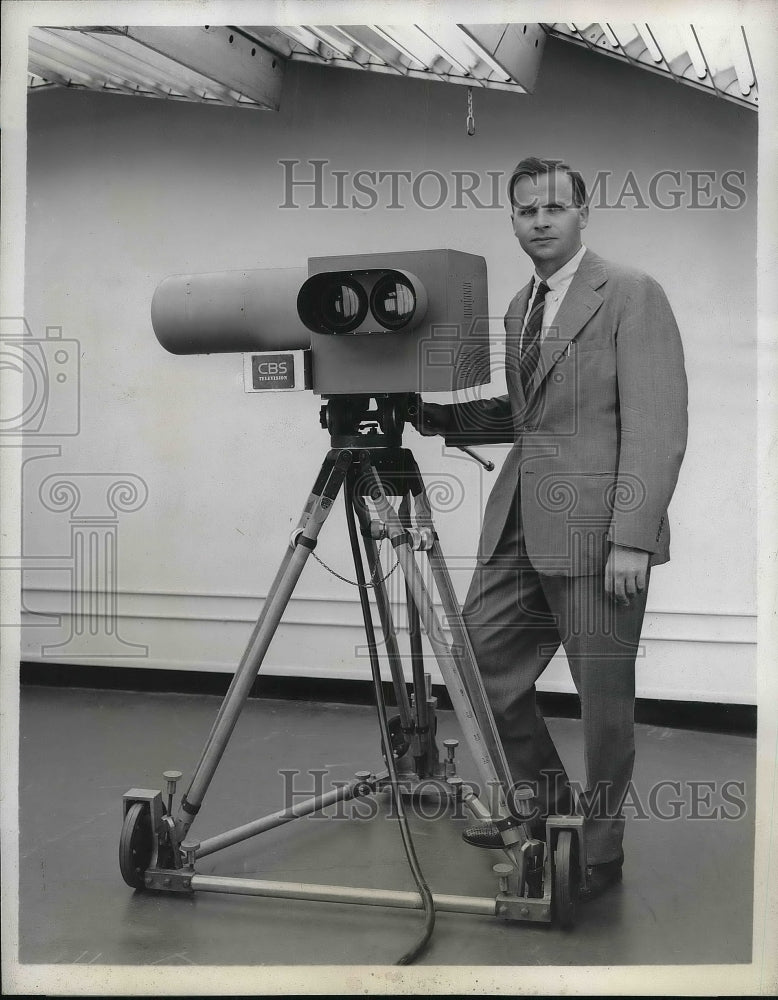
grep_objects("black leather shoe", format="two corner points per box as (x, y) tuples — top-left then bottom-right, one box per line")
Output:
(461, 822), (546, 849)
(579, 853), (624, 902)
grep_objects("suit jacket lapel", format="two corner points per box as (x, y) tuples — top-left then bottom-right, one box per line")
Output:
(526, 250), (608, 401)
(504, 280), (534, 411)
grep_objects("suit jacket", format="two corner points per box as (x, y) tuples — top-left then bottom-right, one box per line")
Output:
(443, 249), (688, 575)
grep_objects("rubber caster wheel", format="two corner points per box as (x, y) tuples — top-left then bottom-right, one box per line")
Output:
(120, 801), (153, 889)
(553, 829), (580, 929)
(387, 715), (410, 758)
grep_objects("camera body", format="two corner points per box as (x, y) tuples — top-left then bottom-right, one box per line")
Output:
(302, 249), (490, 395)
(150, 249), (491, 396)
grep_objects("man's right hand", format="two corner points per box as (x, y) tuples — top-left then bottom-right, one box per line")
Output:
(407, 395), (450, 437)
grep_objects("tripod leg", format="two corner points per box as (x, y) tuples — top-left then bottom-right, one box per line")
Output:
(398, 492), (433, 775)
(427, 528), (537, 819)
(363, 462), (516, 829)
(344, 470), (437, 957)
(344, 469), (396, 766)
(191, 453), (340, 770)
(173, 450), (353, 842)
(405, 455), (536, 825)
(201, 452), (345, 747)
(351, 491), (414, 738)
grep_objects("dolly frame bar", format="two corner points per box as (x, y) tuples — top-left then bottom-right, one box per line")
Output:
(125, 786), (584, 924)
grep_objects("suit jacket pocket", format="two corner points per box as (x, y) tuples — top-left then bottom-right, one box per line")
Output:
(521, 471), (614, 573)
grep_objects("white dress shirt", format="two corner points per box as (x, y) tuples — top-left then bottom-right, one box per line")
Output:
(520, 243), (587, 354)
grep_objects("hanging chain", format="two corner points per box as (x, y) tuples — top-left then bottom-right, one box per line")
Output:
(311, 536), (400, 589)
(466, 86), (475, 136)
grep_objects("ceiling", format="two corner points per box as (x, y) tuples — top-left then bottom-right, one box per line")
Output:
(27, 22), (758, 112)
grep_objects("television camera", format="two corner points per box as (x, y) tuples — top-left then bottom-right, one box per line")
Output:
(121, 249), (585, 964)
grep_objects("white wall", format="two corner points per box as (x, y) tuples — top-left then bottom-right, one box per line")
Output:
(20, 38), (757, 702)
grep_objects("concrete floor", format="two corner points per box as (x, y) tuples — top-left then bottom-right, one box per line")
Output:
(18, 684), (755, 967)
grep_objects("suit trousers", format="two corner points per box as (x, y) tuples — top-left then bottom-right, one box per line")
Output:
(461, 489), (649, 865)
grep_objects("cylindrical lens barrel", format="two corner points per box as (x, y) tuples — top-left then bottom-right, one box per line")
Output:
(151, 268), (310, 354)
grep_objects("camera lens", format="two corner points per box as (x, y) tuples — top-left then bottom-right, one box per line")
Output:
(319, 278), (367, 333)
(370, 274), (416, 331)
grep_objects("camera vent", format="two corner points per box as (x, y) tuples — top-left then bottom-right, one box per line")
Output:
(462, 281), (473, 323)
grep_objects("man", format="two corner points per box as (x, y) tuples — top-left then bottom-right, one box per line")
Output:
(414, 157), (688, 900)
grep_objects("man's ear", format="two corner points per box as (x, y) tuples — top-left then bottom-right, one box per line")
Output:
(578, 204), (590, 231)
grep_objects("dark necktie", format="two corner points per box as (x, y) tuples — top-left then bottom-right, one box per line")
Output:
(519, 280), (549, 394)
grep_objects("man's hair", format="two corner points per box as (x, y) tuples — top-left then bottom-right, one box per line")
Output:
(508, 157), (587, 208)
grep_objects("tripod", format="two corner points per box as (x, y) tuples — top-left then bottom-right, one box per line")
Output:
(119, 394), (584, 944)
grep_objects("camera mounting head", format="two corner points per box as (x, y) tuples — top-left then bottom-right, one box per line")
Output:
(321, 393), (410, 449)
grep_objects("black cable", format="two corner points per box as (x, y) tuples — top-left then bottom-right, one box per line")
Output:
(343, 473), (436, 966)
(369, 635), (436, 966)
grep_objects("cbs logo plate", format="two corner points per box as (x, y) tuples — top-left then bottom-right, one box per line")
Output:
(243, 350), (311, 393)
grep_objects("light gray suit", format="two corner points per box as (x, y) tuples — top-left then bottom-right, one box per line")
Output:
(441, 249), (688, 863)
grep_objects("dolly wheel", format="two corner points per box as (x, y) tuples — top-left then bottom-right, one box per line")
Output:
(553, 830), (580, 929)
(387, 715), (410, 758)
(119, 802), (153, 889)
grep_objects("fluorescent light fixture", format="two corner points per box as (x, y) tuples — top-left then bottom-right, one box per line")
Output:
(30, 28), (210, 102)
(643, 24), (687, 64)
(682, 25), (708, 79)
(28, 26), (281, 109)
(732, 26), (755, 94)
(637, 23), (664, 63)
(278, 25), (334, 60)
(306, 26), (358, 61)
(332, 27), (390, 68)
(455, 26), (513, 82)
(380, 24), (444, 72)
(601, 24), (621, 48)
(370, 25), (426, 69)
(421, 22), (485, 76)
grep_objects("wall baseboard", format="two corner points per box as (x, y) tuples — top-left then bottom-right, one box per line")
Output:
(19, 587), (758, 705)
(19, 661), (756, 735)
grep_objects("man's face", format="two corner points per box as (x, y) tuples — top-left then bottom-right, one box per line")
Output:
(510, 170), (589, 277)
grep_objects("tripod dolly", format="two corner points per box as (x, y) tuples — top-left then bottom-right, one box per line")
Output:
(119, 393), (585, 956)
